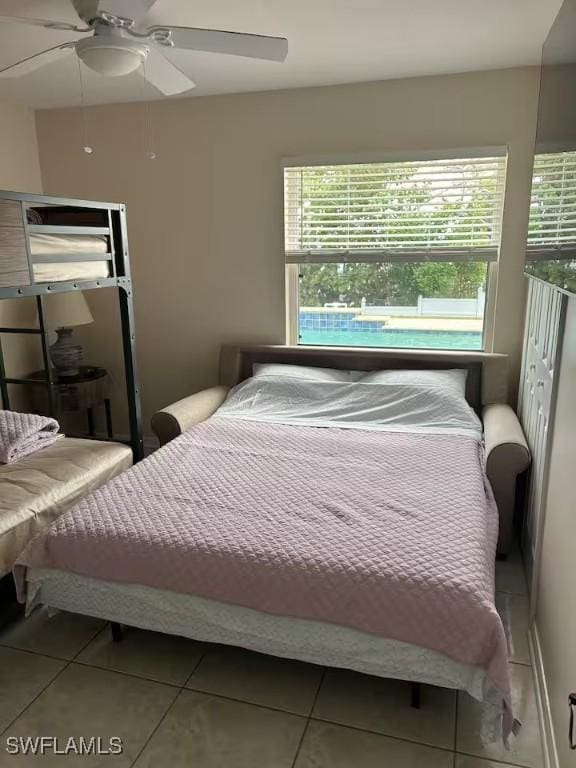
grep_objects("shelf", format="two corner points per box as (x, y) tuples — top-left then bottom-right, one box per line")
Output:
(2, 377), (51, 387)
(31, 253), (113, 263)
(27, 225), (110, 236)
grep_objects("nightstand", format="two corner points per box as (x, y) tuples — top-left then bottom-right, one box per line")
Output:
(28, 366), (113, 438)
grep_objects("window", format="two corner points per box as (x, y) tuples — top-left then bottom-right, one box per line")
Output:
(526, 150), (576, 292)
(284, 155), (507, 350)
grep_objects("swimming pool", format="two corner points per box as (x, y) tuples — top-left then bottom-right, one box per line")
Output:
(298, 311), (483, 349)
(300, 328), (483, 349)
(299, 310), (483, 350)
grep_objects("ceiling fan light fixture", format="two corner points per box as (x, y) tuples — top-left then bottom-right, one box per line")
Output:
(76, 37), (148, 76)
(0, 4), (287, 93)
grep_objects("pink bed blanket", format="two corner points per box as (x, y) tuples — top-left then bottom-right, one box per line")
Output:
(15, 417), (511, 725)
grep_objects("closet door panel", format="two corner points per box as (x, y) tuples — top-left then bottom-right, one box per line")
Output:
(519, 278), (566, 587)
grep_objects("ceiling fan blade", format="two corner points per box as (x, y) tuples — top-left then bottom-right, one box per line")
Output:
(102, 0), (159, 21)
(72, 1), (100, 23)
(0, 44), (75, 78)
(0, 14), (85, 32)
(73, 0), (158, 23)
(147, 26), (288, 62)
(143, 48), (195, 95)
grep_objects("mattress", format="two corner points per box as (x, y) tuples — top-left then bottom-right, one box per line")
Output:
(29, 233), (110, 283)
(27, 567), (489, 700)
(0, 438), (132, 577)
(24, 560), (505, 740)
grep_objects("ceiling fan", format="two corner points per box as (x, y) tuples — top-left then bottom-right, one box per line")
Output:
(0, 0), (288, 95)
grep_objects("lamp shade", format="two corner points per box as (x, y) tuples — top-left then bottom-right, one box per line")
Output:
(40, 291), (94, 331)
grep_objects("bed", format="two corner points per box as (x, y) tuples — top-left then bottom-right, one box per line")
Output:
(13, 345), (530, 739)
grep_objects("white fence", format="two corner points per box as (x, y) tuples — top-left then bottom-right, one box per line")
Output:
(360, 288), (485, 319)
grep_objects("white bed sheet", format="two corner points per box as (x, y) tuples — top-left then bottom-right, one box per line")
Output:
(29, 233), (110, 283)
(29, 234), (108, 256)
(28, 567), (489, 700)
(33, 262), (110, 283)
(218, 376), (482, 438)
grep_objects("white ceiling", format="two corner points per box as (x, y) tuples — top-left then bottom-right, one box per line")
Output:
(0, 0), (563, 110)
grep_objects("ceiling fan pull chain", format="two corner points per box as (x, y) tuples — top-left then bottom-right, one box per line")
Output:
(141, 60), (156, 160)
(77, 57), (93, 155)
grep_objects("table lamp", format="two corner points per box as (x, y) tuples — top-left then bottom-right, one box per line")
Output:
(41, 292), (94, 377)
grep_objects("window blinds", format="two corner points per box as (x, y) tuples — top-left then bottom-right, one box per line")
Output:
(284, 156), (507, 264)
(527, 151), (576, 258)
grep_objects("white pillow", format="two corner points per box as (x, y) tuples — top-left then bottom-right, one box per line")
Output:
(252, 363), (363, 383)
(360, 368), (468, 397)
(219, 371), (481, 437)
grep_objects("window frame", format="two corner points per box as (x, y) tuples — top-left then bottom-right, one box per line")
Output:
(283, 149), (506, 351)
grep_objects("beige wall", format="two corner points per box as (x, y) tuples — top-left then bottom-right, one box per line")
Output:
(35, 67), (539, 435)
(0, 101), (43, 403)
(0, 102), (42, 193)
(535, 297), (576, 768)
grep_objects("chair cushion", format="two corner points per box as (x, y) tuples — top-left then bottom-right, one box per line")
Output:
(0, 437), (132, 577)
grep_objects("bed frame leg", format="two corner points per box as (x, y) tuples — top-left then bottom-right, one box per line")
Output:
(110, 622), (123, 643)
(410, 682), (421, 709)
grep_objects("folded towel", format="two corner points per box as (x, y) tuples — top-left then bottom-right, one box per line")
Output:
(0, 410), (63, 464)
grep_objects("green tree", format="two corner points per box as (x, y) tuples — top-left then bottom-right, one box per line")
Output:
(294, 160), (496, 307)
(526, 153), (576, 292)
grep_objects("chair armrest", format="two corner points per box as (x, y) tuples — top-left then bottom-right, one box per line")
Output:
(151, 386), (230, 446)
(482, 403), (530, 555)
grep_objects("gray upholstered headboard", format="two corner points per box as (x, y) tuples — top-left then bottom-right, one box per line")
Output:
(219, 344), (509, 413)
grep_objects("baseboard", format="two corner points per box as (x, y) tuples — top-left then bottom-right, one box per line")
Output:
(529, 622), (560, 768)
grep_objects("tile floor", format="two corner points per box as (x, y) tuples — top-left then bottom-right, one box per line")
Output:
(0, 545), (541, 767)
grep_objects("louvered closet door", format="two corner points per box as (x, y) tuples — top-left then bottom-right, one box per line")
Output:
(518, 278), (567, 587)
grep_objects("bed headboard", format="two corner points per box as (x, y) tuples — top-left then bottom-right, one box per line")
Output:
(219, 344), (509, 412)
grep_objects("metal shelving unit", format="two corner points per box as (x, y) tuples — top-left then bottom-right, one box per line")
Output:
(0, 190), (143, 462)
